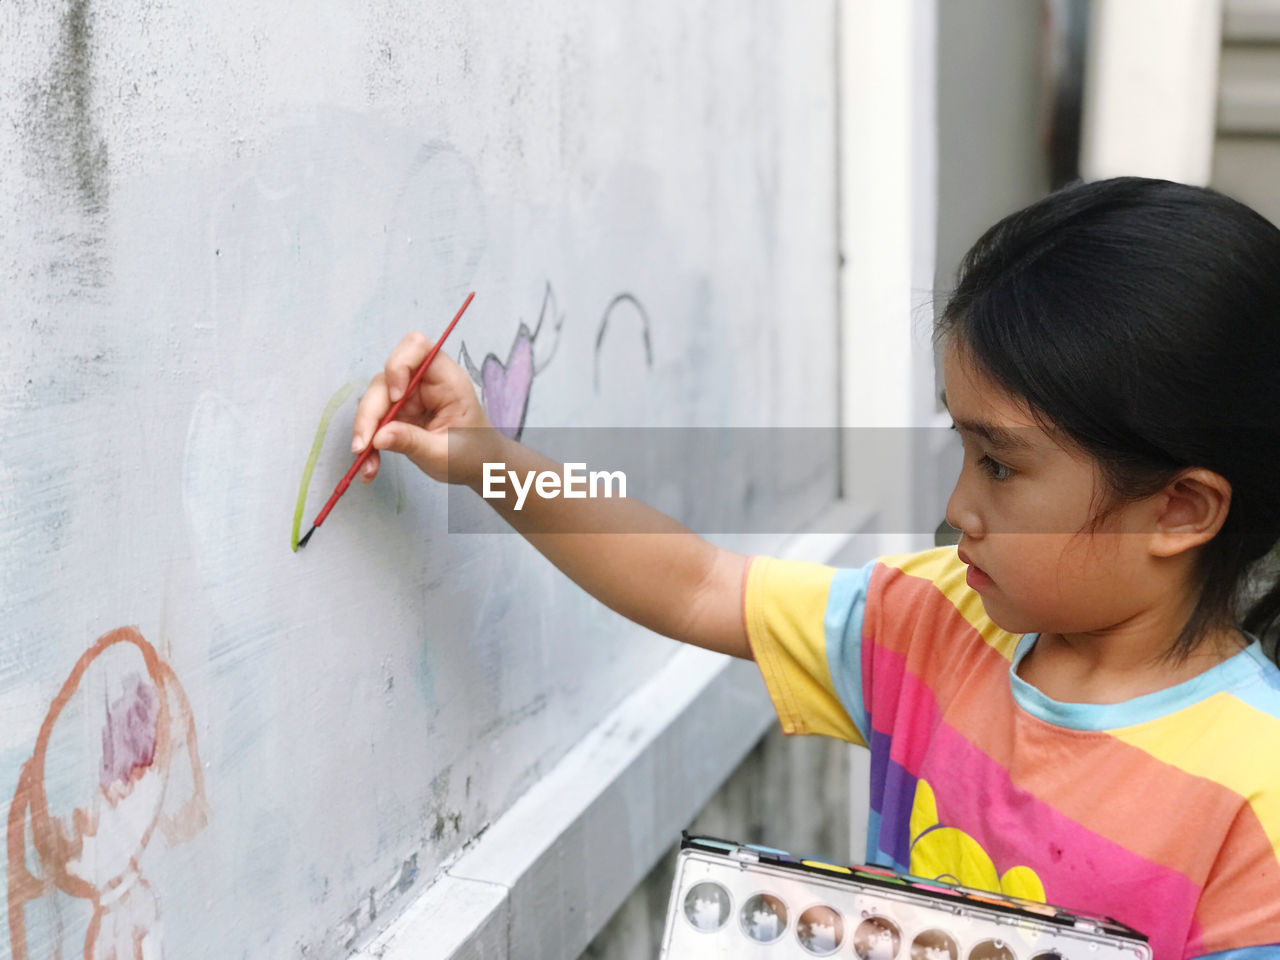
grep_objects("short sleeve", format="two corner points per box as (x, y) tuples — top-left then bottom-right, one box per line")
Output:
(742, 554), (875, 747)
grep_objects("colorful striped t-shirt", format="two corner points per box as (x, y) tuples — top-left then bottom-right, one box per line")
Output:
(743, 545), (1280, 960)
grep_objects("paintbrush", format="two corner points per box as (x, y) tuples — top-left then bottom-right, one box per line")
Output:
(296, 291), (475, 549)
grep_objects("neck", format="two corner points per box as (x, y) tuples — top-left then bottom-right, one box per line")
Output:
(1020, 618), (1247, 704)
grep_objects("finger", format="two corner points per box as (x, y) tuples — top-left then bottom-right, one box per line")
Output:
(372, 420), (449, 480)
(418, 352), (486, 415)
(352, 373), (391, 453)
(416, 362), (478, 411)
(417, 349), (471, 392)
(385, 331), (433, 403)
(359, 449), (381, 483)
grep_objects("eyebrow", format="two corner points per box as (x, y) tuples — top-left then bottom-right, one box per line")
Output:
(940, 391), (1035, 452)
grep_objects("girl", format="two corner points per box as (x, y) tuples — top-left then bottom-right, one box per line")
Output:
(352, 177), (1280, 958)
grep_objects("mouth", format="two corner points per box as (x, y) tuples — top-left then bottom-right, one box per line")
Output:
(957, 548), (993, 589)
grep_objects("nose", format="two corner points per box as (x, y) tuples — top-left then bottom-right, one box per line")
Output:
(944, 469), (984, 539)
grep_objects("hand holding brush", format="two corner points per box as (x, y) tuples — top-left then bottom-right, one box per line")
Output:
(297, 291), (476, 548)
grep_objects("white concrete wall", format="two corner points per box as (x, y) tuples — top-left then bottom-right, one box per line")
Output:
(839, 0), (939, 560)
(1081, 0), (1223, 184)
(0, 3), (839, 958)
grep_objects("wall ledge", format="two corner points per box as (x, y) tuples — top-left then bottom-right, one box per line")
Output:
(355, 502), (878, 960)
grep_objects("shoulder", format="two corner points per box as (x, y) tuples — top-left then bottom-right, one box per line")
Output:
(1237, 641), (1280, 701)
(1118, 646), (1280, 809)
(750, 545), (972, 602)
(875, 545), (975, 611)
(1212, 645), (1280, 768)
(867, 546), (1022, 661)
(1200, 644), (1280, 746)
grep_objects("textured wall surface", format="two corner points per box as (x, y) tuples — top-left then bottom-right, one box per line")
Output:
(1, 3), (838, 957)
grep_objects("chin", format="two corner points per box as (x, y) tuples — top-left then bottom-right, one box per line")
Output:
(977, 598), (1038, 635)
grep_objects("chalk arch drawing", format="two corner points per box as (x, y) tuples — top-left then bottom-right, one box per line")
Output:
(459, 282), (565, 441)
(593, 293), (653, 395)
(7, 626), (208, 960)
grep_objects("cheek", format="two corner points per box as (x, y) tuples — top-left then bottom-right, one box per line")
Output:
(1054, 533), (1137, 588)
(991, 536), (1140, 632)
(998, 535), (1070, 580)
(980, 538), (1076, 624)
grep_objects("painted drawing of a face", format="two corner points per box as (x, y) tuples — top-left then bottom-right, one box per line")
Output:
(854, 916), (902, 960)
(7, 627), (208, 960)
(683, 882), (729, 932)
(740, 893), (787, 943)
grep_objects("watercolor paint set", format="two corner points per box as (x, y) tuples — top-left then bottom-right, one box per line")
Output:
(659, 834), (1152, 960)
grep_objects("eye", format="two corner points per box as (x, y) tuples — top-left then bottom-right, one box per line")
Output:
(978, 455), (1013, 481)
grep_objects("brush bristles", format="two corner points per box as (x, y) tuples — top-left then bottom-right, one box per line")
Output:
(297, 527), (316, 549)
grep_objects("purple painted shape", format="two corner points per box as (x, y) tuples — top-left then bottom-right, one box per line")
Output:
(481, 325), (534, 440)
(100, 674), (158, 789)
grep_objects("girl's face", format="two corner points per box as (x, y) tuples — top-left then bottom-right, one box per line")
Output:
(941, 342), (1156, 636)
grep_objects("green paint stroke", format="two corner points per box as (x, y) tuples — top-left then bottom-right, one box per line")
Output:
(291, 380), (360, 552)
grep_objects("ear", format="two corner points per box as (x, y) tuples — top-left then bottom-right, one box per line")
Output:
(1148, 468), (1232, 558)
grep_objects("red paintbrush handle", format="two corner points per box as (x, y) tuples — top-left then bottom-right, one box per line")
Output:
(309, 291), (475, 530)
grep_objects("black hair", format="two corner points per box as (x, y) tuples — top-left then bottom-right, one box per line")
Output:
(935, 177), (1280, 664)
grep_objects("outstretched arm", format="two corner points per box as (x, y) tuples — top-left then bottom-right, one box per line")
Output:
(351, 332), (752, 660)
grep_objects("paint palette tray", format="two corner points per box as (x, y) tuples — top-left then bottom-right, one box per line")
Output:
(659, 834), (1151, 959)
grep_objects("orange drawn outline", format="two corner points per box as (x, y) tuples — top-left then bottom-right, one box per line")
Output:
(7, 626), (207, 960)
